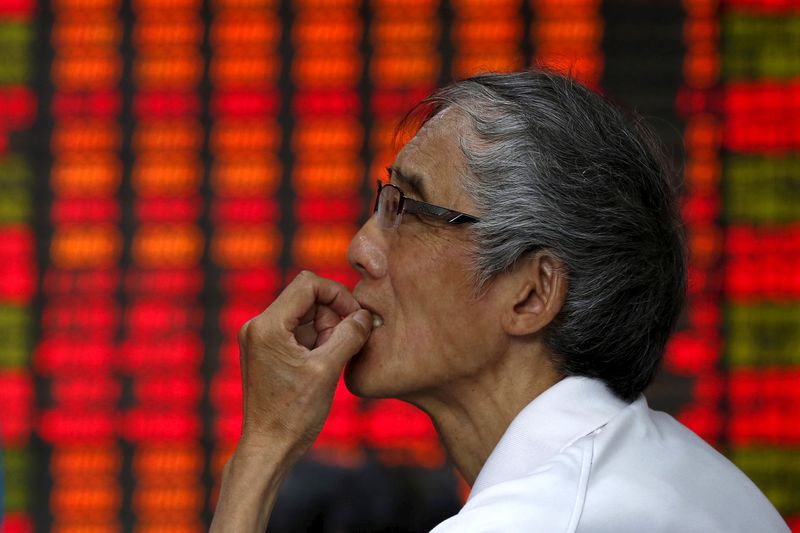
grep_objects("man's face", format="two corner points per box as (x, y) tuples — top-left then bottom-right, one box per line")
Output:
(345, 110), (507, 402)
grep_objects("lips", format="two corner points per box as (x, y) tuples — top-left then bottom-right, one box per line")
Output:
(354, 296), (384, 328)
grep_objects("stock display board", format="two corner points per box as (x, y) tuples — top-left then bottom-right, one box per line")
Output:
(0, 0), (798, 530)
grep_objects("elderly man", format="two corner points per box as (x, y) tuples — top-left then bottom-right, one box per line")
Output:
(210, 70), (788, 532)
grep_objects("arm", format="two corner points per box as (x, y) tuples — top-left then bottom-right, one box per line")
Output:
(210, 271), (373, 533)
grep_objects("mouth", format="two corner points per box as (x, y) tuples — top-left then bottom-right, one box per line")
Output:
(354, 297), (384, 328)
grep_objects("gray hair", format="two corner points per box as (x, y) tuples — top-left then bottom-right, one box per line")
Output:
(402, 70), (687, 402)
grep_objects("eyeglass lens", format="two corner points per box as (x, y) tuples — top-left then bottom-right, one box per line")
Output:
(376, 184), (401, 228)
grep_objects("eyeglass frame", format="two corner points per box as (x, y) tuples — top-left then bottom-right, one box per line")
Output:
(372, 180), (481, 227)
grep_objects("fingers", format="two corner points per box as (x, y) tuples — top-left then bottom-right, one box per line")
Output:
(274, 271), (361, 331)
(312, 309), (373, 368)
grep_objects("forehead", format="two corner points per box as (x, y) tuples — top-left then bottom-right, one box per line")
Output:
(392, 108), (469, 201)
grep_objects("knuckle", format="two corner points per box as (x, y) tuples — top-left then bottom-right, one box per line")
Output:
(296, 270), (316, 284)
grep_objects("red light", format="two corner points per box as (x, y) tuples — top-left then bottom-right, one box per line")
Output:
(219, 267), (280, 299)
(133, 376), (202, 409)
(121, 409), (201, 442)
(51, 375), (121, 408)
(118, 333), (203, 375)
(133, 91), (200, 118)
(134, 196), (202, 223)
(211, 90), (279, 117)
(39, 409), (116, 443)
(52, 91), (121, 119)
(35, 337), (115, 375)
(211, 197), (279, 224)
(0, 86), (37, 129)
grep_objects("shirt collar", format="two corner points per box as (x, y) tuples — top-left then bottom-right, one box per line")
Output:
(468, 376), (630, 500)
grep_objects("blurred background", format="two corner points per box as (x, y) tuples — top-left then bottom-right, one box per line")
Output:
(1, 0), (799, 530)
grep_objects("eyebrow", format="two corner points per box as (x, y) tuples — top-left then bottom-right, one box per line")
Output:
(386, 166), (428, 201)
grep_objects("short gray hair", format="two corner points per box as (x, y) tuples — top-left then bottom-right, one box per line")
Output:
(402, 70), (687, 402)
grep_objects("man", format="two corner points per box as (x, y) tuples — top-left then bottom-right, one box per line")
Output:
(211, 70), (788, 532)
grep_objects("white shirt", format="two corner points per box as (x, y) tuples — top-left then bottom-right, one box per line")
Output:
(431, 376), (789, 532)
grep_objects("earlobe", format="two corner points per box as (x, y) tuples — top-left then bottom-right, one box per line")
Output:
(504, 253), (566, 336)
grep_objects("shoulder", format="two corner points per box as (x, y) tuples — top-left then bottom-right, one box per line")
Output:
(581, 398), (789, 532)
(431, 433), (596, 533)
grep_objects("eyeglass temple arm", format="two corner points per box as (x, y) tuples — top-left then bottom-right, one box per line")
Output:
(404, 199), (480, 224)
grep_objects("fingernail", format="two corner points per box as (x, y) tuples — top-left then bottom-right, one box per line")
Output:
(352, 309), (372, 331)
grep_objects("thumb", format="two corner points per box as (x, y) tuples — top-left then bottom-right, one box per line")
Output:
(312, 309), (373, 367)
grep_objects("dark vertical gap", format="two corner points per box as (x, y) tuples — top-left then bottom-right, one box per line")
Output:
(118, 0), (136, 529)
(31, 0), (55, 529)
(521, 0), (533, 68)
(199, 0), (217, 525)
(276, 0), (296, 284)
(601, 0), (693, 415)
(715, 0), (730, 456)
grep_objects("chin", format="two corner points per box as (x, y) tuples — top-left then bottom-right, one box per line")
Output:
(343, 352), (384, 399)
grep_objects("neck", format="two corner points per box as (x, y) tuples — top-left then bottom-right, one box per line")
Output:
(407, 346), (562, 486)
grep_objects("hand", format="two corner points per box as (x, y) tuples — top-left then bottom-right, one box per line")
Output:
(236, 270), (373, 460)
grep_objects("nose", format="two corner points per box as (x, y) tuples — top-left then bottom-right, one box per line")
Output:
(347, 215), (388, 279)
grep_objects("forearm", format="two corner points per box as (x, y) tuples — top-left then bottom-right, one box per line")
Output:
(210, 445), (294, 533)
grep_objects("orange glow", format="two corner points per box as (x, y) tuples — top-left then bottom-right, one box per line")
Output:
(684, 114), (721, 151)
(684, 152), (721, 192)
(134, 51), (204, 89)
(451, 0), (519, 13)
(50, 225), (122, 268)
(681, 0), (718, 18)
(533, 18), (603, 46)
(51, 446), (122, 478)
(132, 482), (204, 515)
(683, 16), (718, 44)
(292, 158), (363, 197)
(52, 51), (122, 90)
(51, 156), (122, 197)
(210, 53), (280, 87)
(210, 0), (279, 8)
(52, 15), (122, 48)
(688, 225), (722, 268)
(211, 225), (281, 268)
(292, 118), (363, 152)
(292, 13), (362, 47)
(133, 120), (204, 153)
(133, 13), (204, 48)
(370, 50), (440, 86)
(683, 48), (719, 90)
(51, 523), (121, 533)
(210, 156), (281, 196)
(370, 121), (401, 151)
(210, 120), (280, 153)
(532, 0), (601, 17)
(133, 445), (203, 478)
(534, 52), (604, 86)
(50, 478), (122, 518)
(292, 51), (362, 88)
(291, 225), (356, 268)
(453, 51), (523, 78)
(370, 18), (439, 45)
(132, 155), (202, 197)
(453, 19), (523, 43)
(51, 0), (121, 11)
(51, 120), (122, 154)
(132, 0), (201, 10)
(370, 0), (438, 14)
(210, 11), (280, 47)
(292, 0), (360, 7)
(131, 224), (204, 268)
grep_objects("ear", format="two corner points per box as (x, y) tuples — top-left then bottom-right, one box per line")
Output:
(501, 252), (567, 336)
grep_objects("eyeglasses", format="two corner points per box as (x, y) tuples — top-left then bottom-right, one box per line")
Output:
(373, 180), (481, 229)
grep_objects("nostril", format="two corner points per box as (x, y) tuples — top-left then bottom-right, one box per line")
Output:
(348, 230), (388, 279)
